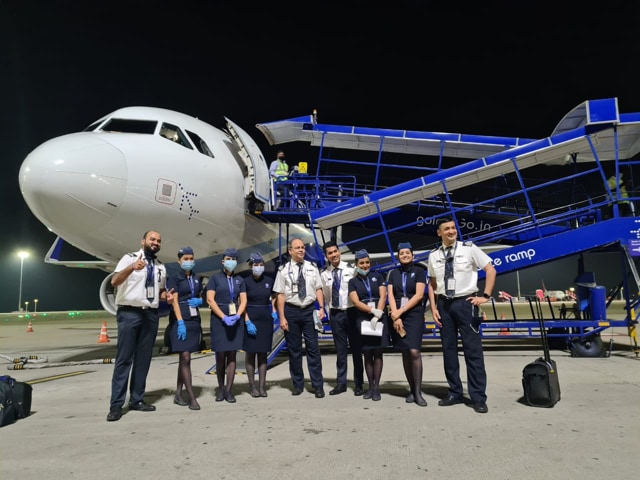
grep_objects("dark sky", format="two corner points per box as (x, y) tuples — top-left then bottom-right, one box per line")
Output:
(2, 1), (640, 312)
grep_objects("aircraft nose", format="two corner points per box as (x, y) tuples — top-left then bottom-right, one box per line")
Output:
(19, 133), (127, 235)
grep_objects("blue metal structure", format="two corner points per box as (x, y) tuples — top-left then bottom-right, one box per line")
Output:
(254, 98), (640, 357)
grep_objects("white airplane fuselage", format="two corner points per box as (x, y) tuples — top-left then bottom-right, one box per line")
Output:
(19, 107), (311, 313)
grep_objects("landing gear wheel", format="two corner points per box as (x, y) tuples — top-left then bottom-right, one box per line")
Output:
(570, 334), (605, 357)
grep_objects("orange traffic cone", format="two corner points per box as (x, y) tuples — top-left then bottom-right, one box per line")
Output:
(26, 321), (33, 333)
(499, 312), (510, 335)
(97, 321), (110, 343)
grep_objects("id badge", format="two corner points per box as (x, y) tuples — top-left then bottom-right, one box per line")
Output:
(228, 303), (237, 315)
(189, 307), (198, 317)
(146, 286), (155, 299)
(367, 301), (375, 310)
(400, 296), (408, 308)
(447, 278), (456, 292)
(292, 283), (299, 294)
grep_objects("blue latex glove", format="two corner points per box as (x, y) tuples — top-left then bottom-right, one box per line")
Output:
(177, 320), (187, 341)
(246, 319), (257, 336)
(271, 311), (279, 322)
(229, 314), (241, 326)
(222, 315), (234, 326)
(187, 297), (202, 308)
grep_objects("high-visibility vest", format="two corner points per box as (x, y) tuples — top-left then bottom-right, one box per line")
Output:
(274, 160), (288, 181)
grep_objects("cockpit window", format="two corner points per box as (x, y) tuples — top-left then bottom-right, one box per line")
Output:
(83, 120), (105, 132)
(159, 123), (193, 150)
(100, 118), (157, 134)
(186, 130), (214, 158)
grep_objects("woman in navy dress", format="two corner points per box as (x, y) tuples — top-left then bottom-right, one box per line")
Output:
(387, 242), (428, 407)
(347, 249), (390, 401)
(167, 246), (204, 410)
(243, 252), (276, 398)
(206, 248), (247, 403)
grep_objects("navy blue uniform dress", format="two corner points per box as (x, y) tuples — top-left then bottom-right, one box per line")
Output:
(243, 273), (275, 353)
(387, 265), (426, 350)
(166, 270), (203, 353)
(348, 272), (391, 350)
(207, 271), (246, 351)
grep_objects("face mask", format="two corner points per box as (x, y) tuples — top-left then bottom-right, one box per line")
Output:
(252, 265), (265, 276)
(356, 267), (369, 276)
(181, 260), (195, 271)
(223, 260), (237, 272)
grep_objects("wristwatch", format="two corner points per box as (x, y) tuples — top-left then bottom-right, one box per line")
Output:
(482, 293), (491, 299)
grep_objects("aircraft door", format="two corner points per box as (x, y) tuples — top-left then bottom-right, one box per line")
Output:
(225, 117), (270, 205)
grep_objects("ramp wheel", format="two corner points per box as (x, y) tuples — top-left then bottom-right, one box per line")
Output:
(570, 334), (605, 357)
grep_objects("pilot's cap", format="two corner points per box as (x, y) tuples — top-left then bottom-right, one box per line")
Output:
(177, 246), (194, 258)
(223, 248), (238, 258)
(248, 252), (264, 264)
(397, 242), (412, 251)
(354, 249), (369, 259)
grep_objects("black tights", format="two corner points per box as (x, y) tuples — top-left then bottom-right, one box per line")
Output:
(176, 351), (198, 405)
(402, 349), (424, 398)
(245, 352), (268, 392)
(363, 349), (383, 391)
(216, 350), (237, 391)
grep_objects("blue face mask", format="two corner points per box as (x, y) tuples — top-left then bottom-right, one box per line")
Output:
(252, 265), (265, 277)
(356, 267), (369, 276)
(223, 259), (237, 272)
(181, 260), (195, 271)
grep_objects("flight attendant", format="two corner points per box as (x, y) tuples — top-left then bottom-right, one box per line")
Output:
(387, 242), (428, 406)
(243, 252), (276, 398)
(167, 247), (203, 410)
(206, 248), (247, 403)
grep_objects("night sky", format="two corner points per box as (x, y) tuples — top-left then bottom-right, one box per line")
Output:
(2, 2), (640, 312)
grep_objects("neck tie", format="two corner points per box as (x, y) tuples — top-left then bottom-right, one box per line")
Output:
(332, 268), (340, 308)
(297, 262), (306, 301)
(444, 247), (455, 298)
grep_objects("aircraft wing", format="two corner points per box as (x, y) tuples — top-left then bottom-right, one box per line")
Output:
(45, 236), (113, 270)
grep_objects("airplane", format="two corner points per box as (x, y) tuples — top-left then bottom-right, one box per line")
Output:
(18, 107), (326, 315)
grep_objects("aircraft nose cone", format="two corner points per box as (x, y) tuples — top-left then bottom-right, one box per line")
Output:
(19, 133), (127, 235)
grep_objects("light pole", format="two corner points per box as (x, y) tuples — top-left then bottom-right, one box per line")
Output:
(34, 299), (39, 316)
(24, 300), (29, 313)
(17, 251), (29, 312)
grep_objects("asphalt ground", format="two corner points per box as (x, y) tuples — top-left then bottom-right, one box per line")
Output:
(0, 307), (639, 480)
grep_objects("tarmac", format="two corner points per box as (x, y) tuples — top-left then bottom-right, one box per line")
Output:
(0, 308), (639, 480)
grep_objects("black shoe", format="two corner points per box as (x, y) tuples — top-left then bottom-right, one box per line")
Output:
(414, 394), (427, 407)
(473, 402), (488, 414)
(372, 389), (381, 402)
(173, 395), (188, 406)
(329, 384), (347, 395)
(363, 390), (373, 400)
(259, 388), (268, 398)
(250, 386), (260, 398)
(315, 388), (325, 398)
(129, 401), (156, 412)
(354, 386), (364, 396)
(291, 386), (304, 396)
(225, 390), (236, 403)
(215, 388), (226, 402)
(188, 402), (201, 411)
(106, 407), (122, 422)
(405, 393), (414, 404)
(438, 395), (464, 407)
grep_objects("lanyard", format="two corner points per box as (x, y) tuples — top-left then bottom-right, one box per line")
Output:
(145, 258), (154, 287)
(401, 271), (408, 297)
(187, 275), (195, 297)
(360, 275), (372, 299)
(227, 275), (235, 301)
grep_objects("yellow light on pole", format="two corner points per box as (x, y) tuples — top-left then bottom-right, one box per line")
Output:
(17, 251), (29, 312)
(24, 300), (29, 313)
(34, 299), (39, 316)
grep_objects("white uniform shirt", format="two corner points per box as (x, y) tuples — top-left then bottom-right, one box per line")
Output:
(114, 249), (167, 308)
(427, 241), (492, 297)
(273, 260), (322, 307)
(320, 260), (355, 310)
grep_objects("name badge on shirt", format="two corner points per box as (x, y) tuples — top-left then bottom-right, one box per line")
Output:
(189, 306), (198, 317)
(146, 286), (155, 300)
(228, 303), (237, 315)
(367, 301), (375, 310)
(292, 283), (299, 294)
(447, 278), (456, 292)
(400, 296), (408, 307)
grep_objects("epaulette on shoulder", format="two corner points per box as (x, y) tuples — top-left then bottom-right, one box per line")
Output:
(278, 263), (287, 272)
(429, 246), (439, 253)
(156, 259), (164, 265)
(462, 241), (474, 247)
(127, 252), (138, 257)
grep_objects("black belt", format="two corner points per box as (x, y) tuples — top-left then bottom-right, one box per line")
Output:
(330, 307), (346, 311)
(438, 295), (466, 302)
(118, 305), (158, 312)
(285, 302), (313, 310)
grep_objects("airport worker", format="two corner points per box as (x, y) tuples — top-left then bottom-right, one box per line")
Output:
(320, 240), (363, 396)
(106, 230), (168, 422)
(347, 249), (390, 401)
(607, 171), (634, 217)
(427, 217), (496, 414)
(206, 248), (247, 403)
(387, 241), (428, 406)
(273, 237), (326, 398)
(167, 246), (203, 410)
(242, 252), (276, 398)
(269, 149), (289, 207)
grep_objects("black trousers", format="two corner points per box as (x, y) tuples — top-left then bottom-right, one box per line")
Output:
(284, 304), (323, 390)
(329, 308), (363, 387)
(437, 297), (487, 404)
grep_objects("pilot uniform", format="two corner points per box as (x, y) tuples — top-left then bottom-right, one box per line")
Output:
(321, 260), (363, 393)
(427, 240), (490, 406)
(273, 259), (324, 393)
(110, 249), (166, 411)
(167, 268), (203, 353)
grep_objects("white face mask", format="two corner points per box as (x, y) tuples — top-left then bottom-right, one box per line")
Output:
(223, 259), (237, 272)
(252, 265), (265, 276)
